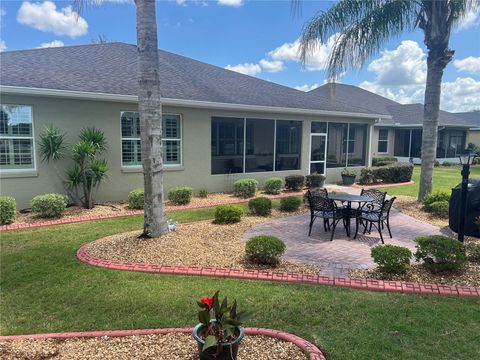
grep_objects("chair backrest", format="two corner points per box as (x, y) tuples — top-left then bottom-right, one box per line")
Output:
(361, 188), (387, 206)
(380, 196), (396, 217)
(307, 189), (334, 212)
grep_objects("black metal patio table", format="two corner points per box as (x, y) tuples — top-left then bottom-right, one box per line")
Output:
(328, 194), (373, 237)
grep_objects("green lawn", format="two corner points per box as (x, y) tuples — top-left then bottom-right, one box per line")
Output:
(377, 165), (480, 197)
(2, 214), (479, 359)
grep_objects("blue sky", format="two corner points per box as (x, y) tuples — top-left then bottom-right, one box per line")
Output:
(1, 0), (479, 112)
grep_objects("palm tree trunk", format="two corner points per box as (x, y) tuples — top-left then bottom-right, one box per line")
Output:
(136, 0), (169, 237)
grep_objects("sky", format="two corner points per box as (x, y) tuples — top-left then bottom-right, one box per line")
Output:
(0, 0), (479, 112)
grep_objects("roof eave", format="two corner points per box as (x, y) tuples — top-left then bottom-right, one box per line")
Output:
(0, 85), (391, 120)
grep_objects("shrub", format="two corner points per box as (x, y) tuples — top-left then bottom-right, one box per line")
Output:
(434, 160), (440, 167)
(128, 188), (144, 209)
(280, 196), (302, 212)
(371, 245), (412, 274)
(423, 191), (450, 211)
(245, 235), (286, 265)
(214, 204), (243, 224)
(359, 162), (413, 185)
(305, 173), (326, 188)
(198, 189), (208, 198)
(442, 161), (454, 167)
(248, 197), (272, 216)
(284, 175), (305, 191)
(31, 193), (68, 218)
(168, 187), (193, 205)
(0, 196), (16, 225)
(264, 177), (283, 195)
(234, 179), (258, 198)
(428, 201), (449, 217)
(414, 235), (466, 272)
(372, 157), (397, 167)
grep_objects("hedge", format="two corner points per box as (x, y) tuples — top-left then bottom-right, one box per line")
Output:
(168, 187), (193, 205)
(234, 179), (258, 198)
(359, 162), (413, 185)
(31, 193), (68, 218)
(372, 157), (397, 167)
(128, 188), (144, 209)
(0, 196), (16, 225)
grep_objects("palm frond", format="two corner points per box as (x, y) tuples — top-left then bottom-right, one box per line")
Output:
(448, 0), (480, 26)
(38, 125), (67, 162)
(299, 0), (421, 80)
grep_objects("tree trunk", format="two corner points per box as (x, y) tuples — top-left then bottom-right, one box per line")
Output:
(136, 0), (169, 237)
(418, 0), (454, 201)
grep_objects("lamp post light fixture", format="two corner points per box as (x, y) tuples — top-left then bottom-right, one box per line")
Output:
(458, 150), (477, 243)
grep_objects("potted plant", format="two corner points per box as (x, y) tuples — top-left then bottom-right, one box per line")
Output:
(341, 168), (356, 186)
(193, 291), (249, 360)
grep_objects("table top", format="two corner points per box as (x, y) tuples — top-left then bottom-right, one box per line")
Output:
(328, 194), (373, 203)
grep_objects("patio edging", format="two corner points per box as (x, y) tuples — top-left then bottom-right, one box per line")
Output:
(77, 242), (480, 298)
(0, 191), (303, 232)
(0, 327), (326, 360)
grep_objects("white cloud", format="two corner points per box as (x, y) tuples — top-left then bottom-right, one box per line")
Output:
(294, 83), (321, 92)
(37, 40), (64, 48)
(259, 59), (284, 73)
(0, 8), (6, 17)
(217, 0), (243, 7)
(225, 63), (261, 76)
(17, 1), (88, 38)
(0, 40), (6, 52)
(455, 8), (479, 31)
(268, 34), (338, 72)
(176, 0), (187, 6)
(453, 56), (480, 75)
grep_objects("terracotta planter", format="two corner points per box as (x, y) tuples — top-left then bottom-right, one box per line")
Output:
(192, 323), (245, 360)
(341, 174), (356, 186)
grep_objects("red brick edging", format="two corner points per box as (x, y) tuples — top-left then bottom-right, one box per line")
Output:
(0, 327), (325, 360)
(0, 192), (303, 232)
(77, 242), (480, 298)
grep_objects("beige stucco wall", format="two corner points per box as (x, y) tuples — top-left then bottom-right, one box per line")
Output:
(371, 126), (395, 157)
(0, 94), (374, 208)
(467, 129), (480, 147)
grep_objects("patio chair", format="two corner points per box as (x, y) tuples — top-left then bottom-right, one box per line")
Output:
(360, 188), (387, 212)
(354, 196), (396, 244)
(306, 189), (345, 241)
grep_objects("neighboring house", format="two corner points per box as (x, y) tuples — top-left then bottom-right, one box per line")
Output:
(0, 43), (390, 208)
(310, 84), (480, 164)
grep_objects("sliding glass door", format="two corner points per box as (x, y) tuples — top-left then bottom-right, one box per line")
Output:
(309, 133), (327, 175)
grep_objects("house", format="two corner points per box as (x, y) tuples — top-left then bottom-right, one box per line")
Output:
(310, 84), (480, 164)
(0, 43), (390, 208)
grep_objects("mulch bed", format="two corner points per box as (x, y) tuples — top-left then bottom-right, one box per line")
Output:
(0, 333), (307, 360)
(86, 209), (321, 275)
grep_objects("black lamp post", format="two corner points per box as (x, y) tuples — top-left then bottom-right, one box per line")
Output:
(458, 150), (477, 243)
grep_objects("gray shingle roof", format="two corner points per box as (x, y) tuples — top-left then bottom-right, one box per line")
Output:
(454, 112), (480, 128)
(310, 83), (478, 128)
(0, 42), (383, 116)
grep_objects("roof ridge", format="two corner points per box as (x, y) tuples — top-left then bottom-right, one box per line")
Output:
(0, 42), (132, 54)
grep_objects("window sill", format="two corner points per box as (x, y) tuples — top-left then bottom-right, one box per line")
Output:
(121, 166), (185, 173)
(0, 170), (38, 179)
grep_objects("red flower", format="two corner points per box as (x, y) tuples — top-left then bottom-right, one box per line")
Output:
(200, 296), (214, 310)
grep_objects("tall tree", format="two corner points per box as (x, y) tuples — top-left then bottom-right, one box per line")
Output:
(297, 0), (479, 200)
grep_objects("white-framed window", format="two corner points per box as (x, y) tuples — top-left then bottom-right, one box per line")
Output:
(0, 104), (35, 171)
(377, 128), (388, 153)
(120, 111), (182, 167)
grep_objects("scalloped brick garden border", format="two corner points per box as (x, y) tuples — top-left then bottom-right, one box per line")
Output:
(0, 191), (303, 232)
(77, 242), (480, 298)
(0, 327), (326, 360)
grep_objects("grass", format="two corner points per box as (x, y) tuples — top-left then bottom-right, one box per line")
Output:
(1, 209), (480, 359)
(377, 165), (480, 197)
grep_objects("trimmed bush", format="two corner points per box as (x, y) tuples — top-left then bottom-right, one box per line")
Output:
(280, 196), (302, 212)
(305, 173), (326, 188)
(466, 242), (480, 263)
(31, 193), (68, 218)
(415, 235), (466, 272)
(442, 161), (454, 167)
(423, 191), (450, 211)
(234, 179), (258, 198)
(198, 189), (208, 198)
(359, 162), (413, 185)
(168, 187), (193, 205)
(371, 245), (412, 274)
(434, 160), (440, 167)
(0, 196), (16, 225)
(284, 175), (305, 191)
(128, 188), (144, 209)
(248, 197), (272, 216)
(428, 201), (449, 217)
(245, 235), (286, 265)
(264, 177), (283, 195)
(214, 204), (244, 224)
(372, 157), (398, 167)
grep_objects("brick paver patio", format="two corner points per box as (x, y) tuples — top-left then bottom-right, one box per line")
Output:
(245, 186), (445, 277)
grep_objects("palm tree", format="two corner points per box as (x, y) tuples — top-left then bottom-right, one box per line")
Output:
(75, 0), (168, 236)
(298, 0), (479, 200)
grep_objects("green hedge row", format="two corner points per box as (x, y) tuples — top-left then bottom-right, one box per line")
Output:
(359, 162), (414, 185)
